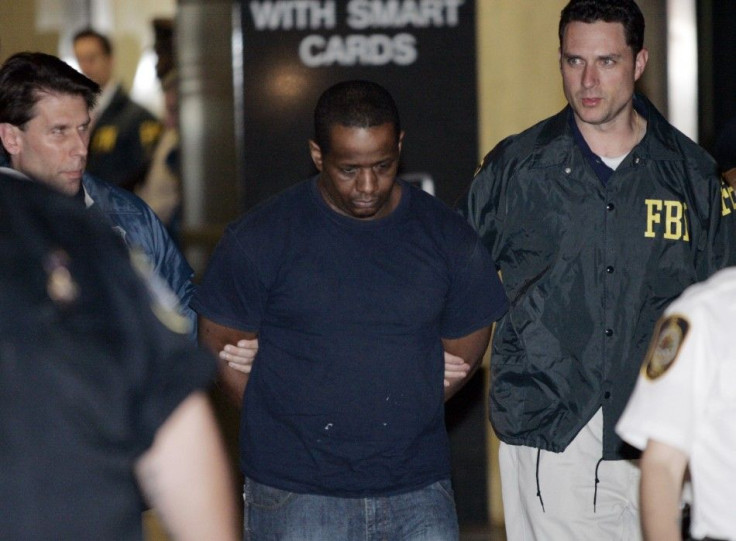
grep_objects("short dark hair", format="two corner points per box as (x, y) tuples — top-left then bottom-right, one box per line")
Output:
(0, 52), (100, 128)
(559, 0), (645, 56)
(313, 80), (401, 154)
(73, 28), (113, 56)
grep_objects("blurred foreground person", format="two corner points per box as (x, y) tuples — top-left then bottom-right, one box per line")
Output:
(0, 174), (238, 541)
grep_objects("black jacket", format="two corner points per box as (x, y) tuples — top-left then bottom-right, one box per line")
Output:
(463, 94), (736, 459)
(87, 85), (161, 189)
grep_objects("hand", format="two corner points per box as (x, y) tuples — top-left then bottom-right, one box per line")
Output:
(219, 339), (259, 374)
(444, 350), (470, 387)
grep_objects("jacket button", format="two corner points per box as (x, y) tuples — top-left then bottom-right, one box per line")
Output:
(606, 266), (614, 274)
(604, 328), (613, 337)
(606, 203), (615, 211)
(564, 167), (572, 174)
(604, 391), (611, 399)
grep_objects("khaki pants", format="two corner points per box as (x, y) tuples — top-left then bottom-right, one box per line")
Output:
(499, 409), (642, 541)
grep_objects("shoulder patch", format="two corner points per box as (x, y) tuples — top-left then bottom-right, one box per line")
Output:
(139, 121), (162, 147)
(643, 315), (689, 380)
(92, 125), (118, 153)
(44, 249), (79, 306)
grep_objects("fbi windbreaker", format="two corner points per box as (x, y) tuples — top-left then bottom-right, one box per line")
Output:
(463, 94), (736, 460)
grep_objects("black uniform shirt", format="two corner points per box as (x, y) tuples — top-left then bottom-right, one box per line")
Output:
(0, 176), (215, 540)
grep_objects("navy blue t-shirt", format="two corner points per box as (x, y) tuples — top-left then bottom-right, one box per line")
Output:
(192, 177), (507, 496)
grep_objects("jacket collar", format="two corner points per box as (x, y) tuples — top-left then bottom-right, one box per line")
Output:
(527, 93), (685, 170)
(1, 153), (94, 208)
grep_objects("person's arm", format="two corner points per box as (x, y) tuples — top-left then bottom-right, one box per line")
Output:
(134, 392), (239, 541)
(442, 325), (492, 401)
(198, 316), (256, 407)
(219, 338), (259, 374)
(640, 439), (689, 541)
(222, 340), (468, 391)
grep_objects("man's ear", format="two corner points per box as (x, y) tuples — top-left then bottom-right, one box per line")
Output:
(308, 139), (323, 172)
(0, 123), (21, 156)
(634, 47), (648, 82)
(397, 130), (405, 153)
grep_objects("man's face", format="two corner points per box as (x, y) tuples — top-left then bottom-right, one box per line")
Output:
(311, 123), (403, 220)
(0, 93), (90, 196)
(560, 21), (647, 129)
(73, 36), (113, 87)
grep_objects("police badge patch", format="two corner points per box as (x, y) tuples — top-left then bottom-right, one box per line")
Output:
(643, 315), (689, 380)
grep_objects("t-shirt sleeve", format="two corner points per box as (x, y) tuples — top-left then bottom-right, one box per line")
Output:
(440, 234), (508, 338)
(190, 226), (266, 332)
(616, 305), (710, 456)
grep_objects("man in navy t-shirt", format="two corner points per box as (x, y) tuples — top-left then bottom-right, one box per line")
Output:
(193, 80), (508, 540)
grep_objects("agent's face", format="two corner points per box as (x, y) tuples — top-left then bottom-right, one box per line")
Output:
(1, 93), (90, 196)
(560, 21), (647, 129)
(74, 36), (113, 87)
(311, 123), (403, 220)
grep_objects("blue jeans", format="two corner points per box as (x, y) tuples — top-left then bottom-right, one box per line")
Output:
(243, 477), (459, 540)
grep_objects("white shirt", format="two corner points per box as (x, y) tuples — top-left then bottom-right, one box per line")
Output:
(617, 267), (736, 540)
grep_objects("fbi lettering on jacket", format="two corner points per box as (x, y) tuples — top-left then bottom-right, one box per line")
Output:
(645, 188), (736, 240)
(644, 199), (690, 241)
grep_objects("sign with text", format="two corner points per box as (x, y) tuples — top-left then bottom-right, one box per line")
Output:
(239, 0), (476, 209)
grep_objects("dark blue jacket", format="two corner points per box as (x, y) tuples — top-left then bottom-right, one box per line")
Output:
(82, 173), (197, 338)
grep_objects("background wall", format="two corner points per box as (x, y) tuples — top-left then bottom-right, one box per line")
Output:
(478, 0), (668, 157)
(698, 0), (736, 154)
(478, 0), (567, 157)
(0, 0), (176, 115)
(0, 0), (671, 216)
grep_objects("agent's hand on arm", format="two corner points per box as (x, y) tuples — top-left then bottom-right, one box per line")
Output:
(442, 326), (492, 401)
(219, 328), (473, 393)
(443, 350), (470, 388)
(219, 338), (259, 374)
(198, 316), (255, 407)
(135, 392), (239, 541)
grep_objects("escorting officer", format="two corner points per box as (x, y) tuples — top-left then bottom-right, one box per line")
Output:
(0, 51), (259, 367)
(461, 0), (735, 538)
(0, 173), (238, 541)
(0, 51), (195, 335)
(617, 267), (736, 541)
(73, 27), (161, 189)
